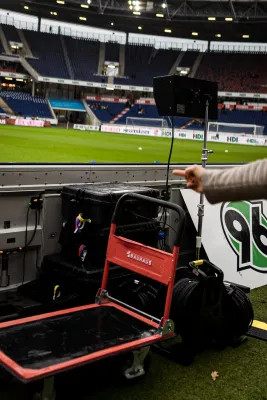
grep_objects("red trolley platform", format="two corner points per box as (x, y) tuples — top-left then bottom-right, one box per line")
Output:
(0, 193), (185, 383)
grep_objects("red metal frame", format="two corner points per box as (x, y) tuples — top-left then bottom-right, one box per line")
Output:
(101, 222), (180, 322)
(0, 218), (180, 382)
(0, 302), (172, 381)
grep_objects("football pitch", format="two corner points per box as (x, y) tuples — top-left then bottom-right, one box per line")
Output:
(0, 125), (266, 163)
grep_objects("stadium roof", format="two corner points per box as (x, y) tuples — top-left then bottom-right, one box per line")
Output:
(5, 0), (267, 41)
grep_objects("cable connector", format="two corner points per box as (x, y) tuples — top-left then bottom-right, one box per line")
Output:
(29, 197), (43, 210)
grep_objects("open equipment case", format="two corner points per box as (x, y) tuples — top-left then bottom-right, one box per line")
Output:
(0, 193), (185, 399)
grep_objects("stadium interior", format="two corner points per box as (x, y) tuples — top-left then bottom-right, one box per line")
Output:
(0, 1), (267, 400)
(1, 2), (267, 131)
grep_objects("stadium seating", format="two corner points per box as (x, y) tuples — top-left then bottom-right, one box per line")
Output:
(186, 109), (267, 133)
(196, 52), (267, 93)
(105, 42), (120, 62)
(1, 24), (20, 43)
(86, 100), (126, 123)
(0, 91), (53, 119)
(115, 45), (178, 86)
(0, 106), (5, 114)
(87, 100), (267, 133)
(64, 37), (100, 81)
(116, 104), (191, 127)
(180, 51), (199, 67)
(218, 109), (267, 126)
(87, 101), (192, 127)
(24, 31), (70, 79)
(0, 39), (3, 54)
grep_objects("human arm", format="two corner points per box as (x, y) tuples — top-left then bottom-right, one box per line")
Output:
(172, 158), (267, 204)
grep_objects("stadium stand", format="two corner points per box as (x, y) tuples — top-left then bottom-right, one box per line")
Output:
(0, 106), (5, 114)
(116, 104), (191, 127)
(218, 109), (267, 126)
(180, 50), (199, 67)
(0, 38), (4, 54)
(23, 31), (69, 79)
(0, 91), (53, 119)
(87, 101), (192, 127)
(105, 42), (120, 62)
(86, 100), (126, 123)
(196, 52), (267, 93)
(64, 37), (101, 81)
(114, 45), (178, 86)
(1, 24), (20, 43)
(87, 100), (267, 133)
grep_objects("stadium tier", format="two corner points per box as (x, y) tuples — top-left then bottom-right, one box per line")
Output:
(64, 37), (103, 81)
(87, 101), (193, 127)
(0, 38), (3, 54)
(1, 24), (20, 43)
(219, 109), (267, 126)
(180, 51), (199, 67)
(0, 106), (5, 114)
(105, 42), (120, 62)
(86, 100), (267, 133)
(0, 91), (53, 119)
(115, 45), (178, 86)
(196, 52), (267, 93)
(24, 31), (70, 79)
(1, 25), (266, 94)
(86, 100), (126, 123)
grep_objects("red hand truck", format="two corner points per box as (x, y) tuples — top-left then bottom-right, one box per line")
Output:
(0, 193), (185, 384)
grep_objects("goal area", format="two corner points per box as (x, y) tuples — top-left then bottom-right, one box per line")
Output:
(126, 117), (169, 130)
(208, 122), (264, 136)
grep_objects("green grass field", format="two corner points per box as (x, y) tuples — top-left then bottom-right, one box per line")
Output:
(0, 125), (267, 163)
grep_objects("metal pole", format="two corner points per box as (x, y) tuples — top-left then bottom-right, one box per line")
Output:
(196, 99), (212, 259)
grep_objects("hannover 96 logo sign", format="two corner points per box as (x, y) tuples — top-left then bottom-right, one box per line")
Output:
(221, 201), (267, 273)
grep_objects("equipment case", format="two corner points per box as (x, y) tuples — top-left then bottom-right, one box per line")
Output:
(60, 183), (160, 268)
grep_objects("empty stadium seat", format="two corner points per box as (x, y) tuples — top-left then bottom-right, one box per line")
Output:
(196, 52), (267, 93)
(24, 31), (70, 79)
(0, 39), (3, 55)
(88, 101), (192, 128)
(105, 42), (120, 62)
(185, 109), (267, 133)
(0, 91), (53, 119)
(114, 45), (178, 86)
(180, 51), (199, 67)
(86, 100), (126, 123)
(1, 24), (20, 43)
(64, 37), (100, 81)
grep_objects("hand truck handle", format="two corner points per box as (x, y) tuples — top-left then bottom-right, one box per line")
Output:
(111, 193), (186, 247)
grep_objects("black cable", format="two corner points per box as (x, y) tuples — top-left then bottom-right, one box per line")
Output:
(21, 207), (30, 285)
(162, 115), (175, 242)
(22, 207), (39, 285)
(130, 211), (177, 234)
(26, 208), (38, 248)
(165, 115), (175, 202)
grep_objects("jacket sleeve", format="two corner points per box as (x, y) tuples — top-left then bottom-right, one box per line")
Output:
(203, 159), (267, 204)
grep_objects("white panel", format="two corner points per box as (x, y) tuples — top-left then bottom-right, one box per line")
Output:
(181, 189), (267, 289)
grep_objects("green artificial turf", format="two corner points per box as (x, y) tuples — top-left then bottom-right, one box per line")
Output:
(83, 286), (267, 400)
(0, 125), (267, 163)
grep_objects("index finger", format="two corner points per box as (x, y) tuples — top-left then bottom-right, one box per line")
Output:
(172, 169), (186, 177)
